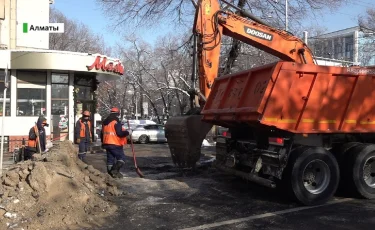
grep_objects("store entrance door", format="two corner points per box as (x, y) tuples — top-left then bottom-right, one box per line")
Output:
(51, 73), (70, 141)
(75, 101), (95, 142)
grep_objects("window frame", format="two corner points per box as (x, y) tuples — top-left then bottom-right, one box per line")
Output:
(51, 73), (70, 116)
(51, 73), (70, 139)
(16, 71), (47, 117)
(0, 68), (11, 116)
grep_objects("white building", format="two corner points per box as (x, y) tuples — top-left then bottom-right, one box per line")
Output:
(0, 0), (122, 151)
(309, 26), (375, 67)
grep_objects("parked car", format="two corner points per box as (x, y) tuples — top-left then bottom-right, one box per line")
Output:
(123, 123), (145, 131)
(130, 124), (167, 144)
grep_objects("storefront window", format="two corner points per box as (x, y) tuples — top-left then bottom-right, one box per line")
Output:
(16, 71), (46, 116)
(51, 87), (69, 114)
(75, 86), (92, 100)
(74, 74), (93, 86)
(74, 74), (93, 100)
(52, 74), (69, 84)
(0, 69), (11, 116)
(51, 73), (69, 141)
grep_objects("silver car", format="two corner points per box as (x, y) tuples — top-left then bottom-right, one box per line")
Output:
(130, 124), (167, 144)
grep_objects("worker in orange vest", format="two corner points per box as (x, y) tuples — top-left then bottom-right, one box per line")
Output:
(101, 107), (131, 178)
(75, 110), (92, 163)
(25, 116), (49, 160)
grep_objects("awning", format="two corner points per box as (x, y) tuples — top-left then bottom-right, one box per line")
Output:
(0, 49), (124, 81)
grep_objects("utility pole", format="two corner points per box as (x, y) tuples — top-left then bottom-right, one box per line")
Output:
(135, 92), (138, 120)
(285, 0), (288, 31)
(303, 31), (308, 44)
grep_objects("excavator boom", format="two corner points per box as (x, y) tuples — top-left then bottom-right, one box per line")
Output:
(165, 0), (316, 167)
(193, 0), (315, 99)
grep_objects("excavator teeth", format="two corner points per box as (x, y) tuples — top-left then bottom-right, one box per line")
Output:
(165, 115), (213, 168)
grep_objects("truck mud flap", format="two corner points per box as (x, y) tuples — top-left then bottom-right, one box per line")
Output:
(165, 115), (213, 168)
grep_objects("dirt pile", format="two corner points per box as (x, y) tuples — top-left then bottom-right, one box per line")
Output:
(0, 141), (121, 230)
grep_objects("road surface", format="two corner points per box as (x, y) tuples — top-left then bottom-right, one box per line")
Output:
(84, 143), (375, 230)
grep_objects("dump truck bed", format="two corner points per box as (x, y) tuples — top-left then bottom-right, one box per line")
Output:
(201, 61), (375, 133)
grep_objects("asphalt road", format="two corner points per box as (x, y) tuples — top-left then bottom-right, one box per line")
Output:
(85, 143), (375, 230)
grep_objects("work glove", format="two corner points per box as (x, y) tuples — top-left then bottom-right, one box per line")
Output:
(75, 138), (81, 144)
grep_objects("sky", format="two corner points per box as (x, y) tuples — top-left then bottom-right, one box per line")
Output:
(304, 0), (374, 33)
(52, 0), (374, 48)
(52, 0), (173, 47)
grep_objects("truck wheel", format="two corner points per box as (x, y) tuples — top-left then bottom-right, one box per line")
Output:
(343, 144), (375, 199)
(331, 142), (361, 194)
(283, 147), (340, 206)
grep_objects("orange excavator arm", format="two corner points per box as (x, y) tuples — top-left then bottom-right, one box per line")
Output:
(193, 0), (316, 101)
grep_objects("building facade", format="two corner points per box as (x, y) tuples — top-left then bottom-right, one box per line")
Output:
(309, 26), (375, 66)
(0, 0), (122, 151)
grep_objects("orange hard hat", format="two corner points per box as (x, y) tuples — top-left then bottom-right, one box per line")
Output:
(110, 107), (120, 113)
(82, 110), (90, 116)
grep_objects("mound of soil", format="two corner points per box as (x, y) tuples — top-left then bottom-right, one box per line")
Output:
(0, 141), (121, 230)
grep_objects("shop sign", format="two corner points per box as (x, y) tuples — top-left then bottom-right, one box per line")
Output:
(86, 56), (124, 75)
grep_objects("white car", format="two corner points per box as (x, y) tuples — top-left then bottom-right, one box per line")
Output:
(130, 124), (167, 144)
(122, 119), (156, 131)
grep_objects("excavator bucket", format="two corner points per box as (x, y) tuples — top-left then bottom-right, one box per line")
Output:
(165, 115), (213, 168)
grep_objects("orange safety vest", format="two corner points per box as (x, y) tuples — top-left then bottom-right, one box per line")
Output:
(102, 120), (127, 146)
(79, 120), (92, 138)
(28, 125), (39, 148)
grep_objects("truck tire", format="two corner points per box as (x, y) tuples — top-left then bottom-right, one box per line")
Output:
(331, 142), (361, 194)
(342, 144), (375, 199)
(283, 146), (340, 206)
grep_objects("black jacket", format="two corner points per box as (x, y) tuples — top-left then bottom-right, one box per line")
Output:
(101, 114), (129, 148)
(28, 117), (46, 152)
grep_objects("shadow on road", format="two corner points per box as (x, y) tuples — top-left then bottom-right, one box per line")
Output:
(83, 143), (303, 230)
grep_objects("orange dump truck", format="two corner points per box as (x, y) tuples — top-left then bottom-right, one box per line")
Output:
(165, 0), (375, 206)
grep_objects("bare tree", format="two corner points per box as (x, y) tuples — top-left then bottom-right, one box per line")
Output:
(154, 35), (192, 116)
(96, 0), (352, 33)
(96, 76), (130, 118)
(117, 36), (163, 122)
(96, 0), (196, 32)
(96, 0), (354, 120)
(358, 8), (375, 66)
(109, 34), (193, 122)
(49, 8), (111, 54)
(97, 0), (354, 77)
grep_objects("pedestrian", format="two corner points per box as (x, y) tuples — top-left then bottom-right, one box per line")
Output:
(75, 110), (92, 163)
(101, 107), (131, 178)
(25, 116), (49, 160)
